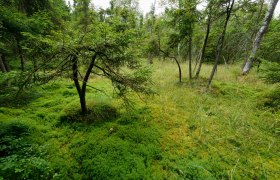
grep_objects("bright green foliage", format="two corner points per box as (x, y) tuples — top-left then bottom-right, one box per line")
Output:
(258, 60), (280, 112)
(163, 0), (198, 57)
(260, 60), (280, 84)
(0, 121), (52, 179)
(259, 18), (280, 62)
(0, 79), (161, 179)
(0, 0), (69, 72)
(219, 0), (266, 63)
(258, 88), (280, 112)
(5, 0), (153, 113)
(1, 0), (280, 179)
(149, 62), (279, 179)
(1, 62), (280, 179)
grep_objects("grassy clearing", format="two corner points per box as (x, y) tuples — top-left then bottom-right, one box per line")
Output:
(148, 61), (279, 179)
(0, 61), (279, 179)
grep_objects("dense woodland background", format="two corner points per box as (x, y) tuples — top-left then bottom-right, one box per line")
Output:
(0, 0), (280, 179)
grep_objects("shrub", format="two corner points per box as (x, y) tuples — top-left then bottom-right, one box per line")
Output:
(258, 88), (280, 112)
(59, 101), (118, 124)
(260, 60), (280, 84)
(0, 122), (53, 179)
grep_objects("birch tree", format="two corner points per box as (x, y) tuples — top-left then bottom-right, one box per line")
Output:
(242, 0), (279, 74)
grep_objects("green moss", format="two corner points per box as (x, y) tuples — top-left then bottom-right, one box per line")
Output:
(258, 88), (280, 112)
(0, 62), (279, 179)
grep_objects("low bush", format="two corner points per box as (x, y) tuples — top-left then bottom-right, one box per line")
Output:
(258, 88), (280, 112)
(0, 122), (52, 179)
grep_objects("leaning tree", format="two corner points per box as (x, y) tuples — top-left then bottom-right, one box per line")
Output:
(242, 0), (279, 74)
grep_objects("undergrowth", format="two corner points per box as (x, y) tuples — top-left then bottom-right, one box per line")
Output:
(0, 62), (279, 179)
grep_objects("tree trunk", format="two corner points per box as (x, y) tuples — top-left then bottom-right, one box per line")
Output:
(160, 49), (182, 82)
(2, 54), (10, 72)
(193, 50), (201, 74)
(188, 36), (192, 80)
(177, 43), (181, 61)
(72, 53), (97, 115)
(207, 0), (235, 88)
(16, 38), (24, 71)
(244, 0), (264, 67)
(174, 57), (182, 82)
(195, 9), (211, 78)
(147, 53), (153, 64)
(79, 91), (87, 115)
(71, 55), (86, 114)
(0, 54), (7, 73)
(157, 28), (162, 61)
(81, 53), (97, 111)
(242, 0), (279, 74)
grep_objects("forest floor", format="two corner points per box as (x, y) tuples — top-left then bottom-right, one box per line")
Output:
(0, 61), (279, 179)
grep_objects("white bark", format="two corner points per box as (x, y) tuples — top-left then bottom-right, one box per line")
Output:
(242, 0), (279, 74)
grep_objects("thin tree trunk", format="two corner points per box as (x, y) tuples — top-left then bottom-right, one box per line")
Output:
(160, 49), (182, 82)
(72, 53), (97, 115)
(188, 36), (192, 80)
(242, 0), (279, 74)
(157, 29), (162, 61)
(0, 54), (7, 73)
(71, 55), (86, 114)
(244, 0), (264, 66)
(16, 38), (24, 71)
(174, 56), (182, 82)
(178, 43), (181, 61)
(207, 0), (235, 88)
(195, 9), (212, 78)
(80, 53), (97, 112)
(193, 50), (201, 74)
(2, 54), (10, 72)
(32, 58), (37, 81)
(20, 50), (24, 71)
(147, 53), (153, 64)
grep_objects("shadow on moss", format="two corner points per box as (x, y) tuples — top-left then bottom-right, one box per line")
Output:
(59, 103), (119, 125)
(257, 88), (280, 112)
(0, 90), (41, 108)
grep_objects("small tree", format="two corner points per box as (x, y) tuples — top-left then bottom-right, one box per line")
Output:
(207, 0), (235, 88)
(20, 1), (152, 115)
(260, 60), (280, 84)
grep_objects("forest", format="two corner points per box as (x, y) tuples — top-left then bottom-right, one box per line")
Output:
(0, 0), (279, 179)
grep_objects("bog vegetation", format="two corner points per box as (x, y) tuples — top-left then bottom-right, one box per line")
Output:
(0, 0), (280, 179)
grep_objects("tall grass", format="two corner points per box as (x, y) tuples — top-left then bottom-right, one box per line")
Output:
(148, 61), (279, 179)
(0, 61), (279, 179)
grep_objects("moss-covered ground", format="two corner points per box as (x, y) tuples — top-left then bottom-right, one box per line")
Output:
(0, 61), (279, 179)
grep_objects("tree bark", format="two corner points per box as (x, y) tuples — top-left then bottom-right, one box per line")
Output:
(188, 36), (192, 80)
(2, 54), (10, 72)
(71, 55), (85, 114)
(16, 38), (24, 71)
(207, 0), (235, 88)
(160, 49), (182, 82)
(157, 29), (162, 61)
(195, 8), (212, 78)
(147, 53), (153, 64)
(244, 0), (264, 67)
(81, 53), (97, 112)
(72, 53), (97, 115)
(0, 54), (7, 73)
(175, 56), (182, 82)
(242, 0), (279, 74)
